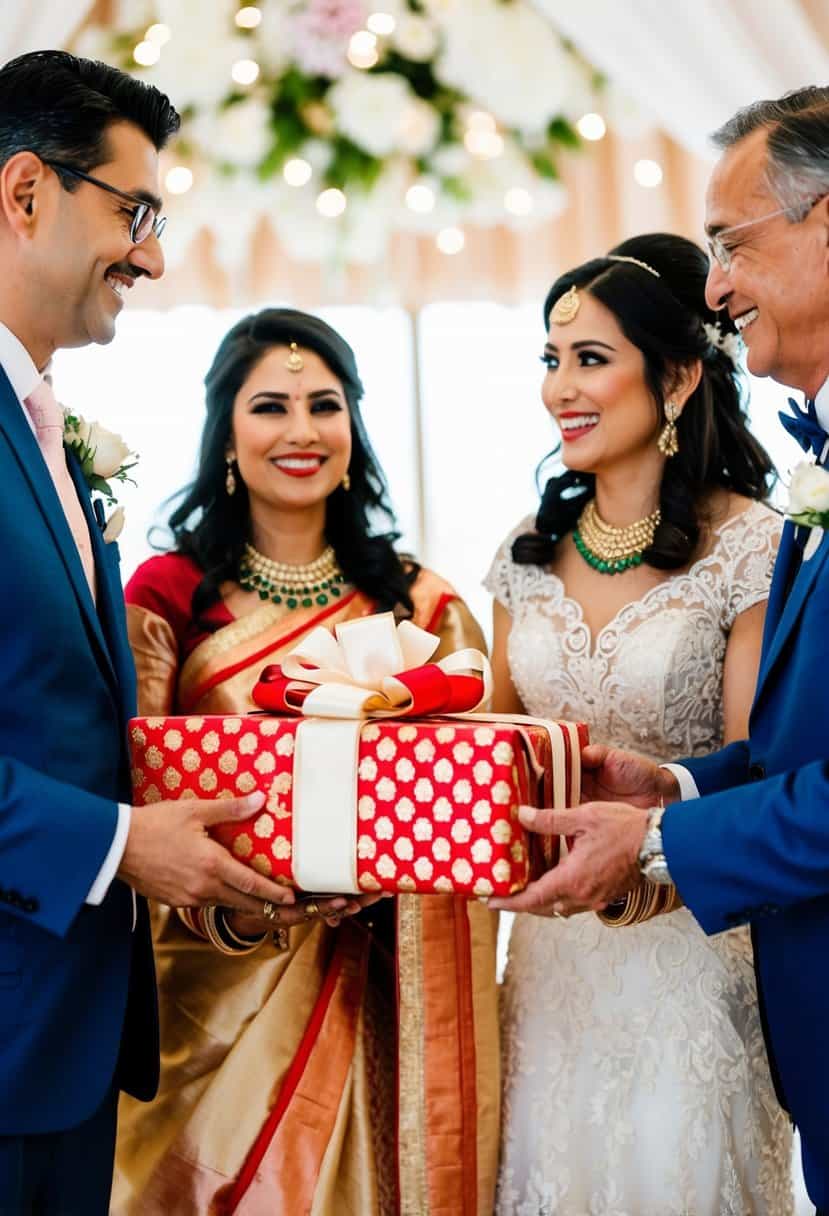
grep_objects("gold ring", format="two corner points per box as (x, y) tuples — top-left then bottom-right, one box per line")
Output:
(303, 901), (321, 920)
(262, 900), (280, 924)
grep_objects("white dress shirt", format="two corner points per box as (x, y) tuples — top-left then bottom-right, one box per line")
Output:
(665, 378), (829, 802)
(0, 321), (130, 905)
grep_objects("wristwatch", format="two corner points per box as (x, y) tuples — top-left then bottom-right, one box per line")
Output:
(637, 805), (673, 885)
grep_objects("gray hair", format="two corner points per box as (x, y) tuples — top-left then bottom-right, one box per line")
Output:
(712, 86), (829, 218)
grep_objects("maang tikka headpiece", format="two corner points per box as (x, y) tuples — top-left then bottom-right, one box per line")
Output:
(550, 285), (581, 325)
(285, 342), (304, 372)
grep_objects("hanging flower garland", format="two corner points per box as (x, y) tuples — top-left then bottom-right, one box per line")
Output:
(74, 0), (605, 265)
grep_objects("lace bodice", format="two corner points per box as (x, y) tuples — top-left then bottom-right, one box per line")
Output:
(485, 500), (782, 763)
(486, 500), (793, 1216)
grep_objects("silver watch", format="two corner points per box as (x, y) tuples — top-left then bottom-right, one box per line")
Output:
(637, 805), (672, 885)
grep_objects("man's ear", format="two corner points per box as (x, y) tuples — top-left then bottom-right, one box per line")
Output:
(0, 151), (50, 238)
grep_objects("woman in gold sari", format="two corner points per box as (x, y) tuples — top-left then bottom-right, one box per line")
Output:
(113, 309), (499, 1216)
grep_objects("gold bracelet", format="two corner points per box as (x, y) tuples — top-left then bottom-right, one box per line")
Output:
(201, 906), (264, 955)
(217, 908), (269, 952)
(597, 880), (681, 927)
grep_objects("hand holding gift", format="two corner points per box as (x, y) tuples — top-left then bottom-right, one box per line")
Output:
(129, 615), (586, 899)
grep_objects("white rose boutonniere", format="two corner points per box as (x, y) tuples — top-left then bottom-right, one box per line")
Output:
(63, 410), (137, 506)
(787, 461), (829, 560)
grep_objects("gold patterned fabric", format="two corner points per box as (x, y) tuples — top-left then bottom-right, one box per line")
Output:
(113, 569), (500, 1216)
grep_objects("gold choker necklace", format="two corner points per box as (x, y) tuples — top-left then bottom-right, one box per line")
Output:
(574, 499), (660, 574)
(238, 543), (345, 609)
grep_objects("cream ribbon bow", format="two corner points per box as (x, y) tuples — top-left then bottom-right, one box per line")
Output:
(277, 611), (492, 719)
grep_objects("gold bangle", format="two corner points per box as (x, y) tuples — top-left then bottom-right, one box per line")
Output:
(201, 906), (264, 955)
(178, 906), (209, 941)
(218, 909), (268, 952)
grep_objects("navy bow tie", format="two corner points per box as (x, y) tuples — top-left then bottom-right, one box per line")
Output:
(779, 396), (827, 458)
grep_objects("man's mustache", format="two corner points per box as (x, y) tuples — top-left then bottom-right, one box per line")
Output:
(105, 262), (148, 282)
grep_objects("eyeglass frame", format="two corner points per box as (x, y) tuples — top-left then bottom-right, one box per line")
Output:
(42, 159), (167, 244)
(706, 193), (825, 273)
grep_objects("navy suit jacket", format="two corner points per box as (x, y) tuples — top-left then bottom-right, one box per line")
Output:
(0, 365), (157, 1135)
(666, 516), (829, 1205)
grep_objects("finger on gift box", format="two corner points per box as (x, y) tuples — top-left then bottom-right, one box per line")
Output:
(518, 804), (581, 838)
(194, 791), (266, 826)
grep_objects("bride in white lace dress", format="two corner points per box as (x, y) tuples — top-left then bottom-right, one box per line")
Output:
(487, 235), (793, 1215)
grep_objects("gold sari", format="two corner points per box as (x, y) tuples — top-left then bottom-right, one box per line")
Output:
(113, 572), (500, 1216)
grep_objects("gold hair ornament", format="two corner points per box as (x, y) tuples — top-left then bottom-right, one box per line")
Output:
(285, 342), (304, 372)
(606, 254), (661, 278)
(550, 285), (581, 325)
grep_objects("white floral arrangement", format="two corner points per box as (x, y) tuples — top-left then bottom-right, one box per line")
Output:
(787, 461), (829, 529)
(702, 321), (743, 367)
(63, 410), (137, 520)
(73, 0), (607, 265)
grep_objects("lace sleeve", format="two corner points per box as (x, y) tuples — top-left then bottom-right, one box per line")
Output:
(482, 515), (536, 614)
(721, 503), (783, 631)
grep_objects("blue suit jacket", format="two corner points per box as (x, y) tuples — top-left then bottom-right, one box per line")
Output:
(666, 517), (829, 1205)
(0, 366), (157, 1135)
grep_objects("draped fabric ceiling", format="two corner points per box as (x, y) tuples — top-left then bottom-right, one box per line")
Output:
(8, 0), (829, 308)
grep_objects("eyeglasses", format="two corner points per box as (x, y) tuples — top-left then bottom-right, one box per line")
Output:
(44, 159), (167, 244)
(706, 195), (824, 272)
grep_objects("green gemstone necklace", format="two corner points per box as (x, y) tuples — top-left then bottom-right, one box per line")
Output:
(574, 499), (661, 575)
(238, 542), (346, 609)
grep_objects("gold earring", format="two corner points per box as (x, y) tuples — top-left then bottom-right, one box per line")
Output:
(342, 471), (351, 492)
(657, 401), (681, 458)
(225, 456), (237, 496)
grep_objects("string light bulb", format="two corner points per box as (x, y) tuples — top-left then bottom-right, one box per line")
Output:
(405, 183), (436, 213)
(235, 6), (262, 29)
(283, 158), (313, 187)
(634, 158), (663, 188)
(133, 41), (161, 67)
(504, 187), (533, 216)
(165, 166), (193, 194)
(347, 30), (379, 69)
(231, 58), (260, 85)
(437, 226), (465, 255)
(576, 112), (606, 141)
(317, 187), (347, 217)
(145, 24), (172, 46)
(367, 12), (396, 35)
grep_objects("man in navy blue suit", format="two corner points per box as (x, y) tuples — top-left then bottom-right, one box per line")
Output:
(491, 86), (829, 1211)
(0, 51), (295, 1214)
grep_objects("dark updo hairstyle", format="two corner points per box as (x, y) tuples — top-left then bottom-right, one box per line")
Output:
(166, 307), (418, 620)
(512, 232), (775, 569)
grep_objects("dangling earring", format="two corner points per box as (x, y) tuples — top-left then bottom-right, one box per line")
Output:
(225, 456), (237, 496)
(657, 401), (681, 458)
(342, 471), (351, 492)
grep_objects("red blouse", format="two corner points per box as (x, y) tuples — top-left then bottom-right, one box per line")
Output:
(125, 553), (233, 660)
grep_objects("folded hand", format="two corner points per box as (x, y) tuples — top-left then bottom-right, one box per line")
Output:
(489, 800), (650, 918)
(581, 743), (680, 807)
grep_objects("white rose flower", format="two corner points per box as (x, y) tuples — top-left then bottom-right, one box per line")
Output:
(433, 0), (574, 132)
(193, 97), (272, 169)
(329, 71), (422, 158)
(398, 98), (441, 156)
(788, 462), (829, 517)
(393, 14), (440, 62)
(86, 422), (132, 479)
(102, 506), (125, 543)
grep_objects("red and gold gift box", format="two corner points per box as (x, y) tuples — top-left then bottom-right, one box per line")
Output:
(128, 713), (587, 898)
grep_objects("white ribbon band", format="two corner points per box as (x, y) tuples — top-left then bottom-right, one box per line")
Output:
(288, 711), (582, 893)
(292, 718), (362, 893)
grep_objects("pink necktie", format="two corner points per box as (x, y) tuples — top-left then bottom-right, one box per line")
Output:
(24, 379), (96, 599)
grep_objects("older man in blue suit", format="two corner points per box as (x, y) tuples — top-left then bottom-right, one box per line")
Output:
(0, 51), (295, 1215)
(492, 86), (829, 1212)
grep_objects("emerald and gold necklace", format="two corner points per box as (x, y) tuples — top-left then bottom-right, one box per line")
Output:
(238, 543), (345, 609)
(573, 499), (660, 574)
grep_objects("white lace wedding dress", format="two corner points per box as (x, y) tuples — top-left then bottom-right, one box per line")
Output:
(485, 501), (793, 1216)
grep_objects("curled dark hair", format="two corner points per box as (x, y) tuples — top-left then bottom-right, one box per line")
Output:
(165, 307), (417, 620)
(513, 232), (775, 568)
(0, 50), (179, 173)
